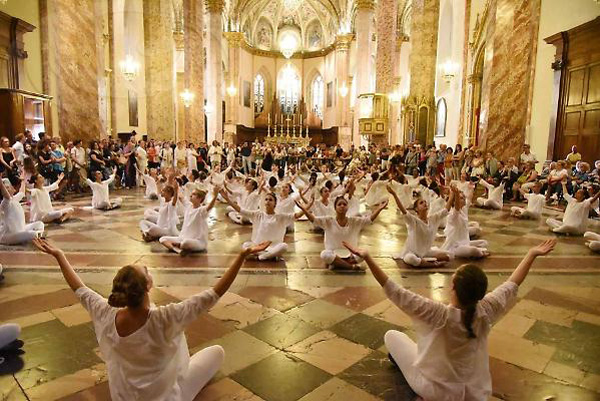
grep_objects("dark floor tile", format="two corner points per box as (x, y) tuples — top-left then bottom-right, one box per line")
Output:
(490, 357), (599, 400)
(236, 286), (314, 312)
(185, 313), (236, 349)
(231, 352), (331, 401)
(57, 381), (111, 401)
(330, 313), (404, 350)
(243, 314), (320, 349)
(149, 287), (181, 306)
(338, 350), (417, 400)
(524, 287), (600, 316)
(322, 287), (387, 312)
(0, 289), (78, 321)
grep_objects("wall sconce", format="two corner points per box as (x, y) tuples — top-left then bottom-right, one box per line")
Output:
(338, 84), (349, 98)
(226, 85), (238, 97)
(440, 60), (459, 83)
(180, 89), (195, 107)
(204, 104), (213, 114)
(119, 54), (140, 82)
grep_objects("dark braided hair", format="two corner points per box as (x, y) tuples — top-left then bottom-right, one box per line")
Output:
(108, 265), (148, 308)
(453, 264), (488, 338)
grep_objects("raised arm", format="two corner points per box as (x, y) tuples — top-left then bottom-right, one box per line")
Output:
(220, 189), (241, 213)
(205, 186), (220, 211)
(32, 239), (85, 291)
(479, 178), (493, 191)
(0, 176), (11, 200)
(370, 200), (389, 222)
(172, 181), (179, 206)
(343, 242), (387, 286)
(386, 185), (407, 214)
(295, 199), (315, 222)
(446, 186), (457, 211)
(213, 243), (270, 296)
(508, 239), (556, 286)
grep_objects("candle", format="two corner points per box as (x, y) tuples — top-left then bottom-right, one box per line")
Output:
(268, 113), (271, 125)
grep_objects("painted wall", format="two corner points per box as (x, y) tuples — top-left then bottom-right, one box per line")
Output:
(528, 0), (600, 161)
(0, 0), (43, 94)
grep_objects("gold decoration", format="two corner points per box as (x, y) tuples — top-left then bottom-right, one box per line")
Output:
(356, 0), (375, 10)
(224, 31), (245, 47)
(335, 34), (354, 51)
(204, 0), (224, 13)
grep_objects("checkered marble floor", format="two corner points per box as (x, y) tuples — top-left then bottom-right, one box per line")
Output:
(1, 188), (600, 400)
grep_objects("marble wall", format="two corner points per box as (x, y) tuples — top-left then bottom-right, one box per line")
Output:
(143, 0), (176, 140)
(409, 0), (439, 100)
(375, 0), (397, 94)
(478, 0), (541, 160)
(184, 0), (205, 144)
(40, 0), (102, 143)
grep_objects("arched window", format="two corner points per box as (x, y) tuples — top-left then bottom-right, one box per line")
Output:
(278, 65), (300, 114)
(254, 74), (265, 113)
(311, 75), (324, 118)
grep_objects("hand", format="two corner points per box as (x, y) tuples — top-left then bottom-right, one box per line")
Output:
(386, 184), (395, 195)
(58, 173), (65, 181)
(378, 200), (389, 209)
(244, 241), (271, 255)
(342, 241), (368, 258)
(32, 238), (63, 257)
(528, 239), (557, 257)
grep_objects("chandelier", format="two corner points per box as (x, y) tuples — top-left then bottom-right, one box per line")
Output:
(281, 0), (301, 14)
(119, 55), (140, 81)
(440, 60), (459, 83)
(279, 32), (298, 59)
(180, 89), (195, 107)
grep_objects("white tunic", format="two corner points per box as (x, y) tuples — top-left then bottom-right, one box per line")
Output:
(179, 205), (209, 241)
(384, 279), (519, 401)
(29, 181), (59, 222)
(442, 208), (471, 250)
(524, 193), (545, 216)
(276, 193), (299, 215)
(390, 181), (414, 209)
(365, 180), (389, 207)
(400, 210), (449, 257)
(156, 202), (179, 234)
(562, 193), (592, 233)
(241, 209), (294, 245)
(0, 192), (26, 239)
(479, 180), (504, 207)
(142, 174), (158, 198)
(76, 286), (220, 401)
(314, 215), (371, 252)
(87, 174), (115, 208)
(312, 199), (334, 218)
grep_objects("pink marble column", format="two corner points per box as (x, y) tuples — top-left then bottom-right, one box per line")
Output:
(478, 0), (540, 160)
(205, 0), (224, 143)
(143, 0), (176, 140)
(353, 0), (375, 146)
(375, 0), (397, 94)
(335, 34), (353, 149)
(184, 0), (205, 144)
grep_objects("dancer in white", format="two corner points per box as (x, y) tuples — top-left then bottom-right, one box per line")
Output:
(584, 231), (600, 253)
(341, 239), (556, 401)
(441, 186), (490, 259)
(295, 196), (387, 270)
(222, 190), (301, 260)
(511, 182), (545, 219)
(33, 237), (270, 401)
(28, 173), (74, 223)
(86, 169), (123, 210)
(224, 178), (261, 225)
(476, 178), (504, 210)
(387, 185), (450, 267)
(546, 182), (600, 235)
(0, 178), (45, 245)
(160, 187), (219, 255)
(137, 167), (159, 200)
(139, 183), (179, 242)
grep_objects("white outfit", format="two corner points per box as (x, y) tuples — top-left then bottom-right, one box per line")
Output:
(390, 181), (414, 210)
(383, 279), (519, 401)
(160, 148), (173, 171)
(442, 208), (489, 259)
(314, 215), (371, 264)
(584, 231), (600, 252)
(135, 147), (148, 186)
(227, 190), (261, 225)
(186, 148), (198, 174)
(76, 286), (224, 401)
(11, 141), (24, 163)
(142, 174), (159, 199)
(546, 193), (593, 235)
(511, 193), (545, 219)
(0, 192), (45, 245)
(29, 181), (74, 223)
(239, 209), (294, 260)
(476, 180), (504, 210)
(365, 180), (389, 207)
(160, 205), (210, 252)
(453, 180), (474, 207)
(174, 147), (187, 173)
(86, 174), (122, 210)
(140, 202), (179, 239)
(395, 210), (449, 267)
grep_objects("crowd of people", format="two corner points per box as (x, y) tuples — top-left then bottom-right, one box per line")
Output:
(1, 130), (599, 401)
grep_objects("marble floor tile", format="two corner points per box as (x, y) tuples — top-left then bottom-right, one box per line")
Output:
(298, 377), (381, 401)
(25, 363), (106, 401)
(0, 289), (79, 323)
(511, 298), (578, 327)
(488, 331), (555, 373)
(236, 286), (314, 312)
(0, 375), (27, 400)
(209, 292), (280, 329)
(243, 313), (321, 349)
(330, 313), (403, 350)
(285, 299), (357, 329)
(543, 360), (586, 386)
(51, 304), (91, 327)
(1, 311), (56, 329)
(195, 377), (264, 401)
(286, 331), (372, 375)
(321, 287), (388, 312)
(185, 313), (237, 349)
(55, 381), (111, 401)
(289, 285), (342, 299)
(493, 312), (536, 337)
(231, 352), (332, 401)
(362, 299), (413, 328)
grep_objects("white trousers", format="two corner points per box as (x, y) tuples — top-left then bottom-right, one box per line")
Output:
(584, 231), (600, 252)
(453, 239), (489, 259)
(40, 207), (74, 223)
(511, 206), (540, 220)
(144, 209), (159, 223)
(227, 210), (250, 225)
(0, 323), (20, 349)
(139, 220), (176, 239)
(180, 345), (224, 401)
(243, 241), (288, 260)
(546, 218), (583, 235)
(468, 222), (482, 238)
(0, 221), (45, 245)
(476, 197), (501, 210)
(320, 250), (363, 265)
(398, 249), (450, 267)
(384, 330), (437, 400)
(95, 197), (123, 210)
(159, 236), (208, 252)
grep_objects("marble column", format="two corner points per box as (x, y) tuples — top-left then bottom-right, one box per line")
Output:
(478, 0), (540, 160)
(335, 34), (353, 150)
(40, 0), (102, 143)
(143, 0), (176, 141)
(224, 32), (244, 144)
(205, 0), (224, 143)
(375, 0), (397, 94)
(353, 0), (375, 146)
(408, 0), (439, 145)
(184, 0), (205, 144)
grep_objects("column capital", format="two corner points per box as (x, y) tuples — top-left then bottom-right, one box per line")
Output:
(224, 31), (245, 47)
(173, 31), (184, 50)
(335, 33), (354, 51)
(204, 0), (225, 13)
(355, 0), (375, 10)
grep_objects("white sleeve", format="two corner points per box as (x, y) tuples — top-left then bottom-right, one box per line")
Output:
(384, 279), (447, 328)
(563, 192), (574, 203)
(479, 281), (519, 325)
(158, 289), (220, 339)
(45, 181), (59, 192)
(313, 216), (328, 230)
(240, 208), (260, 222)
(76, 287), (113, 323)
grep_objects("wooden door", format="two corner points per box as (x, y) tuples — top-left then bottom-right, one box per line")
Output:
(559, 64), (600, 162)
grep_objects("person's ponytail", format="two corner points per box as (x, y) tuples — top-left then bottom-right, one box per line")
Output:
(453, 264), (488, 339)
(463, 303), (477, 338)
